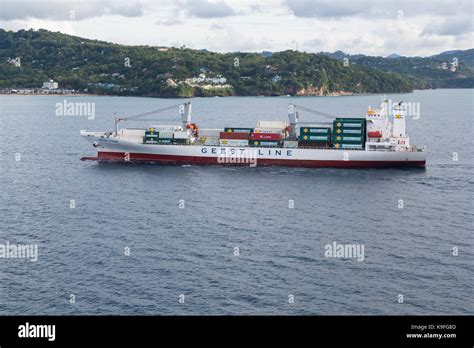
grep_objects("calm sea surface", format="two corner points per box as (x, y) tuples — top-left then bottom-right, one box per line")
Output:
(0, 89), (472, 315)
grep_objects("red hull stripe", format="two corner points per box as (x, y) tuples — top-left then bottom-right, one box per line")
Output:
(86, 151), (426, 168)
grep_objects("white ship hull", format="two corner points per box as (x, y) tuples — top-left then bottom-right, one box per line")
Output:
(81, 134), (426, 168)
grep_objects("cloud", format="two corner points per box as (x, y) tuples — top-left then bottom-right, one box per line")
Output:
(209, 23), (225, 31)
(0, 0), (472, 57)
(0, 0), (145, 21)
(422, 17), (473, 36)
(180, 0), (235, 18)
(284, 0), (474, 19)
(285, 0), (368, 18)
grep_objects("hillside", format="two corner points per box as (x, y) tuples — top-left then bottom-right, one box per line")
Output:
(0, 29), (416, 97)
(322, 49), (474, 89)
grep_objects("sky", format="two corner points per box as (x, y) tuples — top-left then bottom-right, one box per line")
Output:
(0, 0), (472, 57)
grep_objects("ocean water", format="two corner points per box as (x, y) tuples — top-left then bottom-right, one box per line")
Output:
(0, 89), (472, 315)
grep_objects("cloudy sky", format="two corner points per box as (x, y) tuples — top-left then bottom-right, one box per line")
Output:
(0, 0), (472, 56)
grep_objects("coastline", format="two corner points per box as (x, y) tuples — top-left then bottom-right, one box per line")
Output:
(1, 88), (470, 98)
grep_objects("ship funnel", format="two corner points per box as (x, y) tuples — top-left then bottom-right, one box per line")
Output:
(182, 101), (192, 128)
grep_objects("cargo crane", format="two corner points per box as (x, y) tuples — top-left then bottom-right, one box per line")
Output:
(114, 101), (192, 135)
(287, 103), (338, 140)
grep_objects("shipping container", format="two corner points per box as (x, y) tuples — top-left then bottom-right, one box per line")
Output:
(298, 141), (329, 148)
(299, 134), (330, 142)
(333, 143), (364, 150)
(250, 132), (282, 141)
(334, 118), (366, 123)
(253, 128), (285, 134)
(219, 132), (250, 140)
(333, 135), (363, 142)
(300, 127), (331, 134)
(333, 143), (364, 149)
(283, 140), (299, 148)
(121, 128), (146, 137)
(257, 121), (288, 129)
(204, 137), (220, 146)
(173, 138), (190, 145)
(219, 139), (249, 146)
(149, 125), (182, 132)
(334, 128), (363, 135)
(224, 127), (253, 133)
(173, 131), (190, 139)
(146, 129), (158, 135)
(341, 144), (363, 149)
(250, 140), (280, 147)
(333, 118), (366, 129)
(333, 135), (365, 144)
(158, 131), (174, 139)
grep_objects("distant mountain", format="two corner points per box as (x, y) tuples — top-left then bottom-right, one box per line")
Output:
(386, 53), (402, 59)
(430, 49), (474, 68)
(320, 49), (474, 88)
(0, 29), (417, 97)
(436, 50), (463, 56)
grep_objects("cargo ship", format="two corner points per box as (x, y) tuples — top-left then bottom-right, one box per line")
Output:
(80, 98), (426, 168)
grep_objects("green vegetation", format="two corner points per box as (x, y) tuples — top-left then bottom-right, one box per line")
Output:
(323, 50), (474, 89)
(0, 29), (472, 97)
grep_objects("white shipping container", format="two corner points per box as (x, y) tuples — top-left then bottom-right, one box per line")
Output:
(253, 128), (285, 134)
(173, 131), (191, 139)
(200, 135), (219, 141)
(149, 125), (182, 132)
(158, 131), (174, 139)
(257, 121), (288, 129)
(219, 139), (249, 147)
(120, 128), (146, 137)
(283, 141), (299, 148)
(199, 128), (223, 137)
(204, 137), (220, 146)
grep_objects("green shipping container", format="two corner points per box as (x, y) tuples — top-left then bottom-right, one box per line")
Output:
(333, 119), (365, 129)
(333, 143), (364, 150)
(333, 128), (363, 135)
(333, 135), (363, 142)
(249, 140), (280, 147)
(300, 127), (331, 134)
(341, 144), (364, 149)
(334, 118), (365, 123)
(299, 134), (331, 142)
(224, 127), (254, 133)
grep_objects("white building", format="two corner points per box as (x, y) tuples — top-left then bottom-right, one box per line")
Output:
(7, 57), (21, 67)
(185, 74), (227, 85)
(272, 74), (282, 83)
(42, 79), (58, 90)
